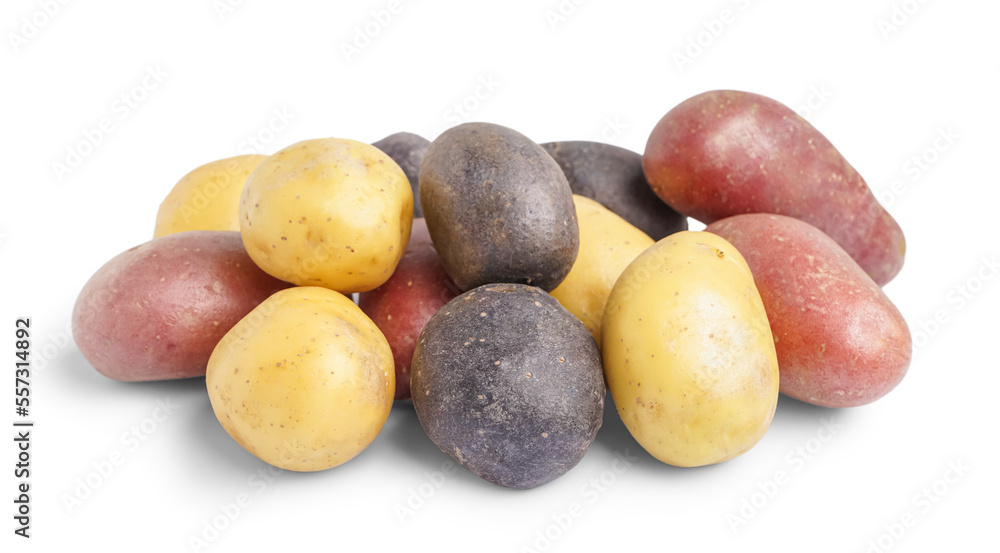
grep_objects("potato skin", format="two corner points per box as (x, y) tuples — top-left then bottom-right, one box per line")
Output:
(206, 286), (394, 472)
(542, 141), (687, 240)
(642, 90), (905, 286)
(358, 218), (460, 400)
(603, 231), (779, 467)
(411, 283), (604, 489)
(372, 132), (430, 217)
(419, 123), (579, 292)
(71, 231), (291, 381)
(550, 196), (654, 347)
(239, 138), (413, 293)
(154, 155), (267, 238)
(706, 214), (912, 407)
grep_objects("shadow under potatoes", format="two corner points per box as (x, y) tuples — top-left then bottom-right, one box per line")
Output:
(56, 346), (208, 397)
(377, 401), (445, 462)
(591, 391), (643, 459)
(377, 401), (513, 492)
(775, 392), (839, 416)
(381, 400), (610, 494)
(187, 394), (270, 474)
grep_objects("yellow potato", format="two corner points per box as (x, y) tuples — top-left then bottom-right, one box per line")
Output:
(602, 231), (778, 467)
(154, 155), (266, 237)
(206, 286), (394, 472)
(550, 195), (653, 347)
(239, 138), (413, 293)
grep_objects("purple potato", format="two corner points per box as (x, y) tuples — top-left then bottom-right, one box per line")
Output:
(419, 123), (579, 292)
(542, 141), (687, 240)
(373, 132), (431, 217)
(411, 283), (604, 489)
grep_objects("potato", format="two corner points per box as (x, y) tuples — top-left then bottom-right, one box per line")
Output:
(154, 155), (266, 238)
(541, 141), (687, 240)
(239, 138), (413, 293)
(72, 231), (291, 381)
(206, 286), (394, 471)
(358, 218), (460, 400)
(550, 195), (654, 347)
(411, 283), (604, 489)
(706, 214), (912, 407)
(643, 90), (906, 286)
(603, 231), (779, 467)
(419, 122), (579, 292)
(372, 132), (430, 217)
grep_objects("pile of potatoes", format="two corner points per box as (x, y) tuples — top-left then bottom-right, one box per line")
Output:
(72, 89), (911, 488)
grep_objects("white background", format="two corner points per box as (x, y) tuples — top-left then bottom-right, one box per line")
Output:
(2, 1), (997, 552)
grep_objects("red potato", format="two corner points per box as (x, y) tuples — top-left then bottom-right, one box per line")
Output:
(643, 90), (906, 286)
(358, 218), (460, 400)
(706, 214), (911, 407)
(72, 231), (292, 381)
